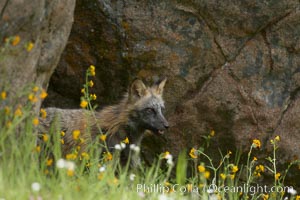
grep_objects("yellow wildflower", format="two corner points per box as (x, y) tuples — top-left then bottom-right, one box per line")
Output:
(81, 88), (85, 94)
(220, 173), (226, 180)
(229, 174), (235, 180)
(88, 80), (94, 87)
(26, 42), (34, 52)
(112, 177), (118, 185)
(14, 108), (23, 117)
(40, 108), (47, 118)
(104, 152), (113, 161)
(210, 130), (215, 137)
(255, 165), (265, 172)
(12, 35), (20, 46)
(40, 90), (48, 99)
(254, 172), (261, 177)
(263, 194), (269, 200)
(72, 130), (80, 140)
(60, 139), (64, 144)
(61, 131), (65, 137)
(90, 94), (97, 100)
(107, 152), (113, 161)
(98, 172), (104, 180)
(46, 159), (53, 166)
(253, 157), (258, 161)
(89, 65), (95, 71)
(162, 151), (169, 157)
(79, 138), (85, 144)
(89, 65), (96, 76)
(32, 117), (39, 126)
(1, 91), (6, 100)
(232, 165), (239, 173)
(275, 173), (281, 180)
(6, 121), (12, 128)
(43, 134), (49, 142)
(225, 150), (232, 158)
(204, 171), (210, 179)
(189, 148), (198, 159)
(123, 137), (129, 144)
(80, 100), (88, 108)
(252, 139), (261, 148)
(164, 182), (171, 187)
(295, 195), (300, 200)
(81, 152), (90, 160)
(275, 136), (280, 141)
(33, 86), (39, 92)
(100, 134), (106, 141)
(198, 165), (205, 173)
(66, 153), (77, 160)
(36, 145), (41, 153)
(67, 169), (74, 177)
(187, 184), (193, 192)
(28, 93), (38, 103)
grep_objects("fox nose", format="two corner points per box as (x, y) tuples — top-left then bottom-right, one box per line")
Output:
(164, 123), (169, 129)
(160, 113), (169, 129)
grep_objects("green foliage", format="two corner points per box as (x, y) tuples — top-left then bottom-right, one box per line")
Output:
(176, 150), (187, 186)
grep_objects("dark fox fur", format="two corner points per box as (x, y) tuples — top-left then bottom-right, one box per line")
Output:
(39, 78), (169, 164)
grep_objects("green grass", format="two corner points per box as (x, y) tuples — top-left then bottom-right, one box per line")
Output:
(0, 59), (299, 200)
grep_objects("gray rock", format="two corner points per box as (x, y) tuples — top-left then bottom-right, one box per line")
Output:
(0, 0), (75, 112)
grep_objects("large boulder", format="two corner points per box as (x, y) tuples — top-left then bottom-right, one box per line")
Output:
(0, 0), (75, 112)
(44, 0), (300, 173)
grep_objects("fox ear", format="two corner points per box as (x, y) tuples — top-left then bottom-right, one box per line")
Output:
(129, 79), (148, 101)
(154, 77), (167, 95)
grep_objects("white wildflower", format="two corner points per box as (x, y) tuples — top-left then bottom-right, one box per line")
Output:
(207, 188), (214, 194)
(165, 153), (172, 160)
(167, 158), (174, 166)
(138, 192), (145, 198)
(158, 194), (169, 200)
(130, 144), (140, 153)
(99, 166), (106, 172)
(31, 182), (41, 192)
(288, 187), (297, 195)
(114, 144), (121, 150)
(209, 194), (220, 200)
(120, 143), (126, 149)
(56, 158), (65, 169)
(129, 173), (136, 181)
(134, 146), (140, 153)
(65, 161), (75, 171)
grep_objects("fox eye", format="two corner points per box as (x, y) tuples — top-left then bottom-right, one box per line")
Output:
(145, 108), (155, 114)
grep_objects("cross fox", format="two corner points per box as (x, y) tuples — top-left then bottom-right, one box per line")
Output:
(39, 78), (169, 165)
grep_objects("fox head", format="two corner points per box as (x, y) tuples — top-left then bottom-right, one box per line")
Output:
(127, 78), (169, 135)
